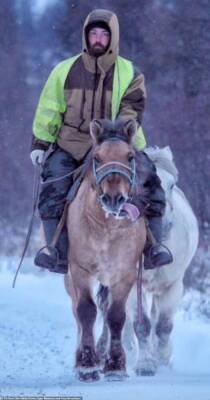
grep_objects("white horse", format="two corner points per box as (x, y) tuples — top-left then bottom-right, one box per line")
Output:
(97, 146), (199, 376)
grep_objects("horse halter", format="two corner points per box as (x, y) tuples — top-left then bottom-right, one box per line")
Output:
(93, 158), (136, 195)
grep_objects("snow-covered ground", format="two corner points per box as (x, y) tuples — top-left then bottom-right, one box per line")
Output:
(1, 257), (210, 399)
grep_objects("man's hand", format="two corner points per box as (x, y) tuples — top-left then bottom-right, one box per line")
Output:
(30, 149), (45, 166)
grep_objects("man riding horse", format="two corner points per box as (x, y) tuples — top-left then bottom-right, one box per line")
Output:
(30, 9), (172, 274)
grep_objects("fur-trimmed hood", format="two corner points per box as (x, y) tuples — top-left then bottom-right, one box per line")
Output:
(82, 9), (119, 73)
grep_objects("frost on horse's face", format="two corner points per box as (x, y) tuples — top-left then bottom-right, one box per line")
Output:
(93, 140), (135, 214)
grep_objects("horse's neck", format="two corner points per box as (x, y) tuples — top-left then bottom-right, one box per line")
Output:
(77, 177), (106, 224)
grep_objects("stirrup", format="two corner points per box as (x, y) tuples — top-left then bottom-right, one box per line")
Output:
(152, 243), (173, 257)
(34, 245), (59, 268)
(49, 259), (68, 274)
(35, 246), (68, 274)
(36, 245), (59, 262)
(144, 243), (173, 269)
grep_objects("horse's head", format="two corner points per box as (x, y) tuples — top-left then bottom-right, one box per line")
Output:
(90, 119), (137, 217)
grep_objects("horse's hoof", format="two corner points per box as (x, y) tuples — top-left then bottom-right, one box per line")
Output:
(77, 368), (100, 382)
(135, 358), (157, 377)
(96, 350), (107, 366)
(135, 362), (157, 376)
(135, 367), (156, 376)
(105, 370), (128, 381)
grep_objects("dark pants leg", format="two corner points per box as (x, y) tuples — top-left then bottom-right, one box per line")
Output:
(35, 147), (79, 273)
(134, 151), (173, 269)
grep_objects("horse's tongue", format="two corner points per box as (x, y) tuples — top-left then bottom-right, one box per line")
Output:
(122, 203), (140, 222)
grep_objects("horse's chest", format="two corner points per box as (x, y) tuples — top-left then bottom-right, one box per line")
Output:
(89, 236), (120, 266)
(82, 232), (136, 279)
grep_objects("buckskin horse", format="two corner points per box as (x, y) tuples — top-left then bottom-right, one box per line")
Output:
(97, 145), (199, 377)
(64, 119), (147, 381)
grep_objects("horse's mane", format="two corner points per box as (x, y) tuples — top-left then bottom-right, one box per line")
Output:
(144, 146), (179, 183)
(94, 119), (133, 144)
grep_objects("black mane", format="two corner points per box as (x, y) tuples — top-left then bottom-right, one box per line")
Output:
(97, 119), (131, 145)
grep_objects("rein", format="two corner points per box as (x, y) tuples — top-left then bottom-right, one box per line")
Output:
(40, 169), (78, 185)
(12, 162), (42, 288)
(137, 257), (143, 326)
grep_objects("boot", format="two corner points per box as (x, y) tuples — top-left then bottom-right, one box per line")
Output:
(143, 217), (173, 270)
(34, 218), (68, 274)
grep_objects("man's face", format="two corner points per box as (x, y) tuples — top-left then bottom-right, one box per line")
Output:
(88, 27), (111, 56)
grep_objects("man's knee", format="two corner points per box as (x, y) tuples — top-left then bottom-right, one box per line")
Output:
(42, 147), (77, 180)
(38, 147), (78, 219)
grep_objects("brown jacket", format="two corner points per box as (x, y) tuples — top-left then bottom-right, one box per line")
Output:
(32, 9), (146, 160)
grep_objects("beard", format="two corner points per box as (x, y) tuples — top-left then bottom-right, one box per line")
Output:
(88, 43), (108, 57)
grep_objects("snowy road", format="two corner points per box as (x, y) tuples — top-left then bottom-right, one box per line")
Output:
(0, 259), (210, 399)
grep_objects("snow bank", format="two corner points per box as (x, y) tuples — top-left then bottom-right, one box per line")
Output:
(0, 263), (210, 399)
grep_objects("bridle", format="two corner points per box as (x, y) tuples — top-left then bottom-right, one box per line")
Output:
(93, 158), (136, 197)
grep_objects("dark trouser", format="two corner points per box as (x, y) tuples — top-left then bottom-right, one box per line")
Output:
(39, 147), (79, 219)
(134, 150), (166, 223)
(37, 147), (80, 265)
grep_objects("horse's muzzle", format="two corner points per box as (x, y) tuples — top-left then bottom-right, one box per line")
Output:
(100, 192), (127, 214)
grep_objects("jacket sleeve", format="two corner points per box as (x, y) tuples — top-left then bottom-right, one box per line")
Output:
(118, 66), (147, 150)
(32, 62), (67, 151)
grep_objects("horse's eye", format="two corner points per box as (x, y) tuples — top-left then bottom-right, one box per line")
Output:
(128, 153), (134, 162)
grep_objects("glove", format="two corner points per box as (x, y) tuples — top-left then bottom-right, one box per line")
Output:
(30, 149), (45, 166)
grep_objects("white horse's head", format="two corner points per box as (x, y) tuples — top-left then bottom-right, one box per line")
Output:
(144, 146), (178, 212)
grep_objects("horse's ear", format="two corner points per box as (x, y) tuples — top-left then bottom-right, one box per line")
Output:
(90, 119), (103, 144)
(123, 119), (137, 144)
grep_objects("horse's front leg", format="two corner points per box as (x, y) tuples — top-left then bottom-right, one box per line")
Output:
(69, 265), (100, 381)
(104, 272), (136, 380)
(96, 285), (109, 365)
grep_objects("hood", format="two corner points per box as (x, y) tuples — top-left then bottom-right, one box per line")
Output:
(82, 9), (119, 73)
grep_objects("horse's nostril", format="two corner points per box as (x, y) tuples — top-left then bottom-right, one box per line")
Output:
(116, 195), (126, 207)
(101, 193), (126, 211)
(101, 193), (111, 207)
